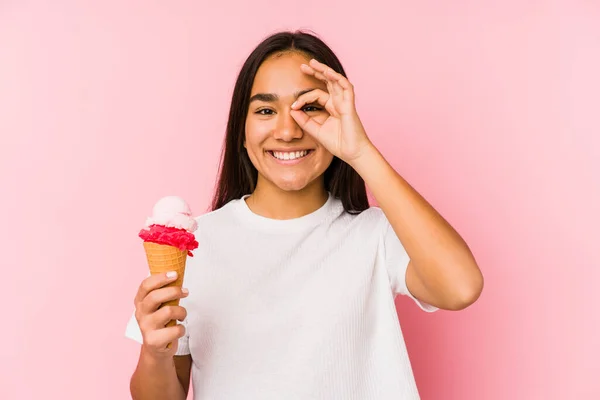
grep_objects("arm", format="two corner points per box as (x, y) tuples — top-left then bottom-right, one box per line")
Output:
(351, 145), (483, 310)
(130, 272), (192, 399)
(290, 59), (483, 310)
(130, 350), (191, 400)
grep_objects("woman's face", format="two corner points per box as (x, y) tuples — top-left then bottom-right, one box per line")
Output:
(244, 52), (333, 193)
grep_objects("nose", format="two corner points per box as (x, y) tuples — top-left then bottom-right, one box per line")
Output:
(273, 110), (303, 142)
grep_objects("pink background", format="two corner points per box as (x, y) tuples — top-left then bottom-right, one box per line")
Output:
(1, 1), (599, 399)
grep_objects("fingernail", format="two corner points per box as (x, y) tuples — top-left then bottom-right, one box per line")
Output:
(291, 101), (297, 108)
(166, 271), (177, 279)
(182, 288), (189, 294)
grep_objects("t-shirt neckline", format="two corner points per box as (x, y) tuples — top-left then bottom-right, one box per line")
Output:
(234, 192), (336, 233)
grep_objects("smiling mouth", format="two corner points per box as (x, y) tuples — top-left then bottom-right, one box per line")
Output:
(267, 150), (313, 161)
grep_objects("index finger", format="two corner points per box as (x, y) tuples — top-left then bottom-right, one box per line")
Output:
(291, 88), (330, 110)
(308, 59), (353, 90)
(134, 271), (179, 305)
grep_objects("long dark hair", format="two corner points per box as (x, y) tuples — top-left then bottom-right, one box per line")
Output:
(211, 30), (369, 214)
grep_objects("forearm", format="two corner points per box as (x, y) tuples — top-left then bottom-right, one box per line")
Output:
(130, 347), (187, 400)
(351, 144), (481, 301)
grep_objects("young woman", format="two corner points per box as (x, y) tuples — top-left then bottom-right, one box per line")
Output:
(126, 30), (483, 400)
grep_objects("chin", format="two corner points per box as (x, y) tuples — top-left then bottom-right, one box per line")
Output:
(256, 168), (325, 193)
(273, 179), (312, 192)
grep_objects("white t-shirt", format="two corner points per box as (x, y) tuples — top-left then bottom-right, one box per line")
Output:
(126, 193), (437, 399)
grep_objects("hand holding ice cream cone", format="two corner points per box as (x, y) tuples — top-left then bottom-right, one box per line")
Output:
(136, 196), (199, 350)
(133, 272), (189, 356)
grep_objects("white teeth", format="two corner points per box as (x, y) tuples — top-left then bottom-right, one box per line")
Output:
(272, 150), (309, 160)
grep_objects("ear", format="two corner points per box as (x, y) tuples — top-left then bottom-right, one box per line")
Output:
(243, 140), (246, 148)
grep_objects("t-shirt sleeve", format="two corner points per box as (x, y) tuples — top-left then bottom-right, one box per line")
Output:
(382, 215), (438, 313)
(124, 308), (191, 356)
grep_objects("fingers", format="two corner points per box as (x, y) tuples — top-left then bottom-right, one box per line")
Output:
(149, 305), (188, 330)
(290, 108), (323, 140)
(143, 324), (186, 352)
(290, 87), (338, 138)
(134, 272), (189, 357)
(291, 88), (330, 110)
(134, 271), (179, 305)
(300, 63), (326, 82)
(308, 59), (353, 91)
(139, 286), (189, 315)
(302, 60), (354, 105)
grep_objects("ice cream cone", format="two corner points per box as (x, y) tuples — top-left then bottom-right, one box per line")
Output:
(142, 241), (187, 328)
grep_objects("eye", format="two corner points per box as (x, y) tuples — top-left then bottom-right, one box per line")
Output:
(256, 108), (275, 115)
(303, 105), (323, 112)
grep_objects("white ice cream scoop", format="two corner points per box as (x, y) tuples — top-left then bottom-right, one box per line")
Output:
(144, 195), (198, 232)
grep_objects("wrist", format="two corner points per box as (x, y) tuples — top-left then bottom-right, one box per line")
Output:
(348, 142), (382, 176)
(140, 345), (174, 368)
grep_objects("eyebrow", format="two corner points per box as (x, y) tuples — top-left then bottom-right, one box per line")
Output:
(249, 88), (317, 104)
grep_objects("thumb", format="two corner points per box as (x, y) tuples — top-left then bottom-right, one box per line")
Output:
(291, 110), (323, 141)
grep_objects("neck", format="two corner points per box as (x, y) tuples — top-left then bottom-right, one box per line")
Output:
(246, 179), (329, 220)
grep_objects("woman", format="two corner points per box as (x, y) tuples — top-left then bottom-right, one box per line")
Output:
(126, 30), (483, 399)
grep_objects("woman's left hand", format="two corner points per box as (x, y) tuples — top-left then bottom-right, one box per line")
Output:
(290, 59), (373, 165)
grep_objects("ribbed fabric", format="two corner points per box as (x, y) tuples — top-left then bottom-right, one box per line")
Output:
(126, 193), (437, 399)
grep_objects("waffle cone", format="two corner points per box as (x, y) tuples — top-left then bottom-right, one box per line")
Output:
(143, 241), (187, 328)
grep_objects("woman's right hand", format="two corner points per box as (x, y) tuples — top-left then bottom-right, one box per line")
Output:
(134, 271), (189, 358)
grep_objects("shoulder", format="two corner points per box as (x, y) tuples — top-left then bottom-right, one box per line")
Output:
(193, 198), (244, 232)
(348, 205), (388, 225)
(356, 205), (386, 221)
(335, 203), (389, 234)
